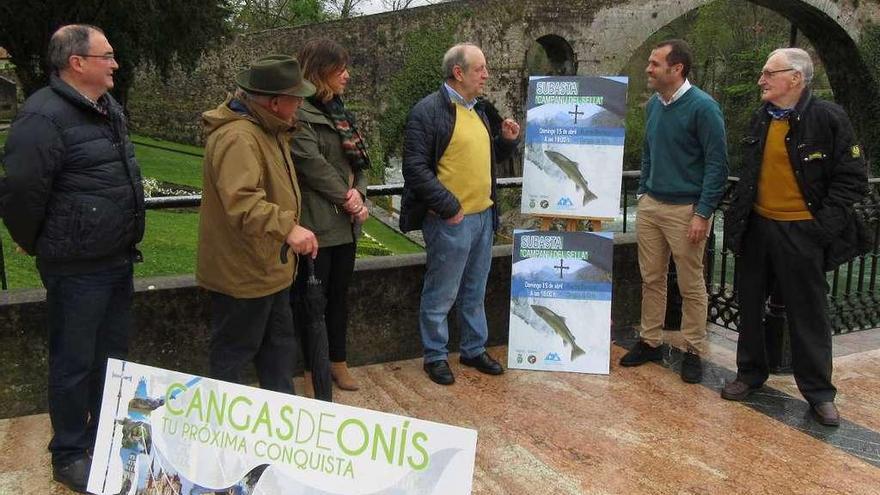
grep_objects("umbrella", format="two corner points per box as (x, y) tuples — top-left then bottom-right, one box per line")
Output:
(284, 246), (332, 402)
(299, 257), (333, 401)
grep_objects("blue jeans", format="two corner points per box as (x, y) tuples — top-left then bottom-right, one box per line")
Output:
(419, 208), (493, 363)
(40, 262), (134, 466)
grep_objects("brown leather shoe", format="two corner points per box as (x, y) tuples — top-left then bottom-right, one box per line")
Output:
(811, 402), (840, 427)
(330, 361), (360, 391)
(720, 379), (761, 401)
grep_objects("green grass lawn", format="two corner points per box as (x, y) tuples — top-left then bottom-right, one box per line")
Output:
(135, 210), (199, 277)
(1, 210), (199, 289)
(0, 224), (39, 289)
(1, 210), (423, 289)
(131, 135), (204, 156)
(133, 136), (203, 188)
(136, 146), (203, 188)
(362, 217), (423, 254)
(0, 130), (422, 288)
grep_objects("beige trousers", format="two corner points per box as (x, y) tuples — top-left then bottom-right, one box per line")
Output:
(636, 195), (709, 355)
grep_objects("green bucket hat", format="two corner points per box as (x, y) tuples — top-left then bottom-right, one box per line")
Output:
(235, 54), (316, 97)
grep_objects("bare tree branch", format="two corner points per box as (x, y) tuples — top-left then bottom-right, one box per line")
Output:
(325, 0), (366, 18)
(379, 0), (418, 11)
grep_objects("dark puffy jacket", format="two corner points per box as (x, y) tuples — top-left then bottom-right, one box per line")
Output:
(724, 90), (869, 270)
(1, 75), (145, 272)
(399, 85), (517, 232)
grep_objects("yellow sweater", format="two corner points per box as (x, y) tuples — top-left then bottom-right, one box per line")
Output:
(754, 119), (813, 221)
(437, 104), (493, 214)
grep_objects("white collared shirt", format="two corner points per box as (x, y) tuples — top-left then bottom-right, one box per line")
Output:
(444, 83), (477, 110)
(659, 79), (692, 106)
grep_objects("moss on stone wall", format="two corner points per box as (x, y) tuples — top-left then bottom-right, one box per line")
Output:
(376, 23), (457, 161)
(860, 22), (880, 93)
(858, 21), (880, 173)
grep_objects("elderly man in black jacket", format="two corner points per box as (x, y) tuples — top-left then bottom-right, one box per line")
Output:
(400, 43), (520, 385)
(1, 25), (144, 491)
(721, 48), (868, 427)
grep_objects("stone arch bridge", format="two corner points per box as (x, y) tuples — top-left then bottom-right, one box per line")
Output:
(131, 0), (880, 165)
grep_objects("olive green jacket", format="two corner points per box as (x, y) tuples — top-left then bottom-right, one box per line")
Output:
(291, 99), (368, 247)
(197, 96), (301, 298)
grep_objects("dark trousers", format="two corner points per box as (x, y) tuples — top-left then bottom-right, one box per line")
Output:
(735, 215), (836, 404)
(294, 243), (355, 365)
(40, 263), (134, 466)
(209, 287), (296, 394)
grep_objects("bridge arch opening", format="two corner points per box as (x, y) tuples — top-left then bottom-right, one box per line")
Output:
(616, 0), (878, 171)
(526, 34), (577, 76)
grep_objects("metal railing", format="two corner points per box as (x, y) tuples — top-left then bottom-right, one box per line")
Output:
(706, 178), (880, 334)
(0, 179), (524, 290)
(2, 175), (878, 336)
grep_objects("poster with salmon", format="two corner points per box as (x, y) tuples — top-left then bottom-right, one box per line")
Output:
(520, 76), (628, 219)
(508, 230), (612, 374)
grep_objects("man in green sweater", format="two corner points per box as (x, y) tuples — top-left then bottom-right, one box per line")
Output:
(620, 39), (729, 383)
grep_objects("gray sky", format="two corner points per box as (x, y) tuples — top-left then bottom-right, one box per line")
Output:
(358, 0), (433, 15)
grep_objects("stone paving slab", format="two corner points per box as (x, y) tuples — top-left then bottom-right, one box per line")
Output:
(2, 327), (879, 494)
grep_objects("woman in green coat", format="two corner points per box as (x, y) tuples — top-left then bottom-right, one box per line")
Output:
(292, 39), (369, 393)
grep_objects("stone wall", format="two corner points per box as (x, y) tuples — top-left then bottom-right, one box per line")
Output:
(0, 234), (640, 418)
(127, 0), (880, 160)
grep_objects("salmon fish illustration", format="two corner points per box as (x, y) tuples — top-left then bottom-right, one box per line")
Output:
(544, 150), (597, 206)
(530, 304), (586, 360)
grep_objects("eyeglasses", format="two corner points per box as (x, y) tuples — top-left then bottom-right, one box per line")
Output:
(759, 68), (795, 79)
(75, 53), (116, 62)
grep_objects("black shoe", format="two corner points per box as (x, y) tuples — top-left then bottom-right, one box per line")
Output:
(619, 341), (662, 367)
(424, 360), (455, 385)
(459, 351), (504, 375)
(53, 456), (91, 493)
(681, 351), (703, 383)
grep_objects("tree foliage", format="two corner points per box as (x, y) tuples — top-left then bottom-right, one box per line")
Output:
(622, 1), (832, 174)
(0, 0), (231, 107)
(229, 0), (327, 32)
(377, 23), (455, 159)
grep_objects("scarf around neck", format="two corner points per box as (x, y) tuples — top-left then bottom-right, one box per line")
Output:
(767, 104), (795, 120)
(310, 96), (371, 171)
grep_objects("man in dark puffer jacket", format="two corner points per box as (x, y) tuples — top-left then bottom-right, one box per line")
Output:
(401, 43), (520, 386)
(0, 24), (144, 493)
(720, 48), (868, 428)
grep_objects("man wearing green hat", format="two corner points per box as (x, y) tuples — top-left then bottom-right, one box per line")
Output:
(197, 55), (318, 394)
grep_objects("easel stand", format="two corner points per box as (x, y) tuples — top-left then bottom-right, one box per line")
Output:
(537, 216), (605, 232)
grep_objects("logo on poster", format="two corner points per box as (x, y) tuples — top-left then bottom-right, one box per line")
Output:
(516, 353), (523, 364)
(527, 355), (537, 364)
(540, 200), (549, 209)
(544, 353), (562, 363)
(556, 197), (574, 208)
